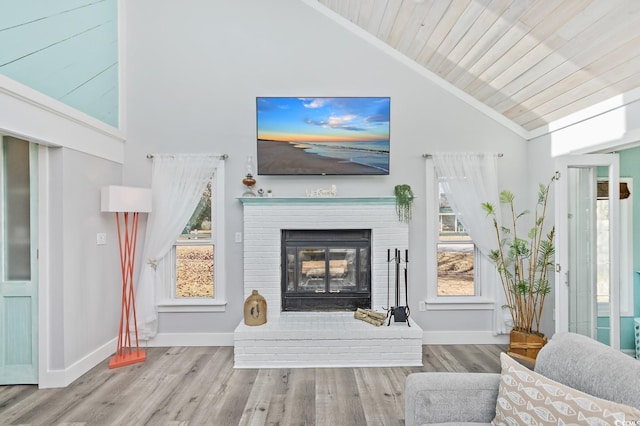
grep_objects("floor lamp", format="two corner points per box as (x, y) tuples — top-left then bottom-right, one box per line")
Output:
(101, 185), (152, 369)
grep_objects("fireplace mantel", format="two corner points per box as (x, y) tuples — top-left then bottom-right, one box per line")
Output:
(238, 196), (396, 205)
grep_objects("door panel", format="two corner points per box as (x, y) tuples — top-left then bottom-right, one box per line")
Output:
(566, 167), (597, 338)
(0, 136), (38, 384)
(555, 154), (620, 349)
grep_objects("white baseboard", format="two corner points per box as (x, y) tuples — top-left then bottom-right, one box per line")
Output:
(422, 331), (510, 345)
(38, 338), (116, 389)
(146, 331), (506, 347)
(37, 331), (507, 388)
(37, 333), (233, 388)
(145, 332), (234, 347)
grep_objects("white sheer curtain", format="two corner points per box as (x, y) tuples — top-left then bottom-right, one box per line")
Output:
(431, 152), (509, 334)
(136, 154), (223, 339)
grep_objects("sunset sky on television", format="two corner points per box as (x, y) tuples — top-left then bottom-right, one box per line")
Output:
(257, 97), (390, 143)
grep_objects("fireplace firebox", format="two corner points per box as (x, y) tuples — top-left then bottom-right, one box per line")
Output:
(281, 229), (371, 311)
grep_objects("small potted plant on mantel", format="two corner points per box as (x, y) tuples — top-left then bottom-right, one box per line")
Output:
(482, 176), (556, 363)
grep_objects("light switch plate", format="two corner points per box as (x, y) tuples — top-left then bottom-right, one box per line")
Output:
(97, 233), (107, 245)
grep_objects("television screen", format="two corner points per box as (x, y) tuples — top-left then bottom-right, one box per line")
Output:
(256, 97), (390, 175)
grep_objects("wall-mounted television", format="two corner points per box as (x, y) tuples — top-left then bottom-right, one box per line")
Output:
(256, 97), (390, 175)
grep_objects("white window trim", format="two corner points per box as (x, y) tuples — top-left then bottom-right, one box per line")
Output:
(157, 162), (227, 312)
(597, 177), (633, 317)
(424, 159), (494, 310)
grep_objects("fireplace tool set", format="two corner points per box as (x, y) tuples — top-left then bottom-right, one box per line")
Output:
(385, 248), (410, 326)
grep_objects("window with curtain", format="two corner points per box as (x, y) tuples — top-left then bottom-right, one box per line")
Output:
(174, 182), (214, 298)
(425, 153), (501, 318)
(437, 182), (477, 296)
(157, 168), (226, 312)
(137, 155), (227, 341)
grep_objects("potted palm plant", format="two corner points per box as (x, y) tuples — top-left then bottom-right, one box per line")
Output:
(481, 176), (555, 362)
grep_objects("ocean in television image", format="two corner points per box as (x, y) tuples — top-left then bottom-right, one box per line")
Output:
(256, 97), (390, 175)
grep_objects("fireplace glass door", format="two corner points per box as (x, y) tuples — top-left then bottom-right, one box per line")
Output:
(282, 230), (371, 311)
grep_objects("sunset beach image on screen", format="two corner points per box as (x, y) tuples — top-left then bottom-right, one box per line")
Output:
(256, 97), (390, 175)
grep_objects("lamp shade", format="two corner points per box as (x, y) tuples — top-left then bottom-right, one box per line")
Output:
(101, 185), (152, 213)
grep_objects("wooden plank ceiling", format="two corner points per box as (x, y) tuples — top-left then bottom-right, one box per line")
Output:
(316, 0), (640, 133)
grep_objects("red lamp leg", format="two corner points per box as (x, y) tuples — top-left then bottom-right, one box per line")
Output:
(109, 211), (146, 368)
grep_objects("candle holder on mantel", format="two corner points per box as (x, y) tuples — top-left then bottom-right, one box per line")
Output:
(242, 155), (257, 196)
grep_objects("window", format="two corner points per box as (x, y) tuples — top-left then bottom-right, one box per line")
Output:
(174, 183), (214, 298)
(437, 184), (477, 296)
(425, 161), (494, 309)
(158, 164), (226, 312)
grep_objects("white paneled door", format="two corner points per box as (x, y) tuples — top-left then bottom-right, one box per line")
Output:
(0, 137), (38, 384)
(555, 154), (620, 350)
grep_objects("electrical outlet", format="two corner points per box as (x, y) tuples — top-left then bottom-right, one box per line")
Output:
(96, 233), (107, 245)
(418, 301), (426, 311)
(235, 232), (242, 243)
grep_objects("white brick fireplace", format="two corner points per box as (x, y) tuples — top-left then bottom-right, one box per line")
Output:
(234, 196), (423, 368)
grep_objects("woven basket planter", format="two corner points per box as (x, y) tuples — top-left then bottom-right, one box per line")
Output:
(507, 329), (547, 363)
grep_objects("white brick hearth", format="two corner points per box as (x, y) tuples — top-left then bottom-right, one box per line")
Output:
(235, 312), (422, 368)
(234, 196), (423, 368)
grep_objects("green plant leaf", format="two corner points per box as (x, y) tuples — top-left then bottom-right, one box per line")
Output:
(500, 190), (514, 204)
(481, 202), (494, 215)
(538, 183), (548, 203)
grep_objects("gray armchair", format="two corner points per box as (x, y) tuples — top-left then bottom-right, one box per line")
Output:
(405, 332), (640, 425)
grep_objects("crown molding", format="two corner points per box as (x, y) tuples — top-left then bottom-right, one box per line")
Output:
(0, 74), (125, 163)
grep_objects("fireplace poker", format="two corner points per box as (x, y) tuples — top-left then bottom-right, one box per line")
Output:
(404, 249), (410, 326)
(387, 248), (410, 326)
(384, 248), (391, 316)
(395, 249), (400, 307)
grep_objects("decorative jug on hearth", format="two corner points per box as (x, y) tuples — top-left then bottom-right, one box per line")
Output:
(244, 290), (267, 326)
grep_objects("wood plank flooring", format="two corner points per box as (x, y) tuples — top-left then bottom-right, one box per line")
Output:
(0, 344), (505, 425)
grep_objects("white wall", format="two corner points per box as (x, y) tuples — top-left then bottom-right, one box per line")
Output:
(61, 150), (122, 362)
(41, 147), (123, 385)
(531, 96), (640, 156)
(123, 0), (531, 342)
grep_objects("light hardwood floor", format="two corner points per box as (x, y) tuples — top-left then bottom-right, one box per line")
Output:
(0, 344), (505, 425)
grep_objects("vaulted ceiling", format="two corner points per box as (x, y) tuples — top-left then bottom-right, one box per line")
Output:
(316, 0), (640, 135)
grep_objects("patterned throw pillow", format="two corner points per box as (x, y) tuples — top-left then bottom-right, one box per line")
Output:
(492, 352), (640, 425)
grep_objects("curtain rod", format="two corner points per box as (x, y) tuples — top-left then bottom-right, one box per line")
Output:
(146, 153), (228, 160)
(422, 153), (503, 158)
